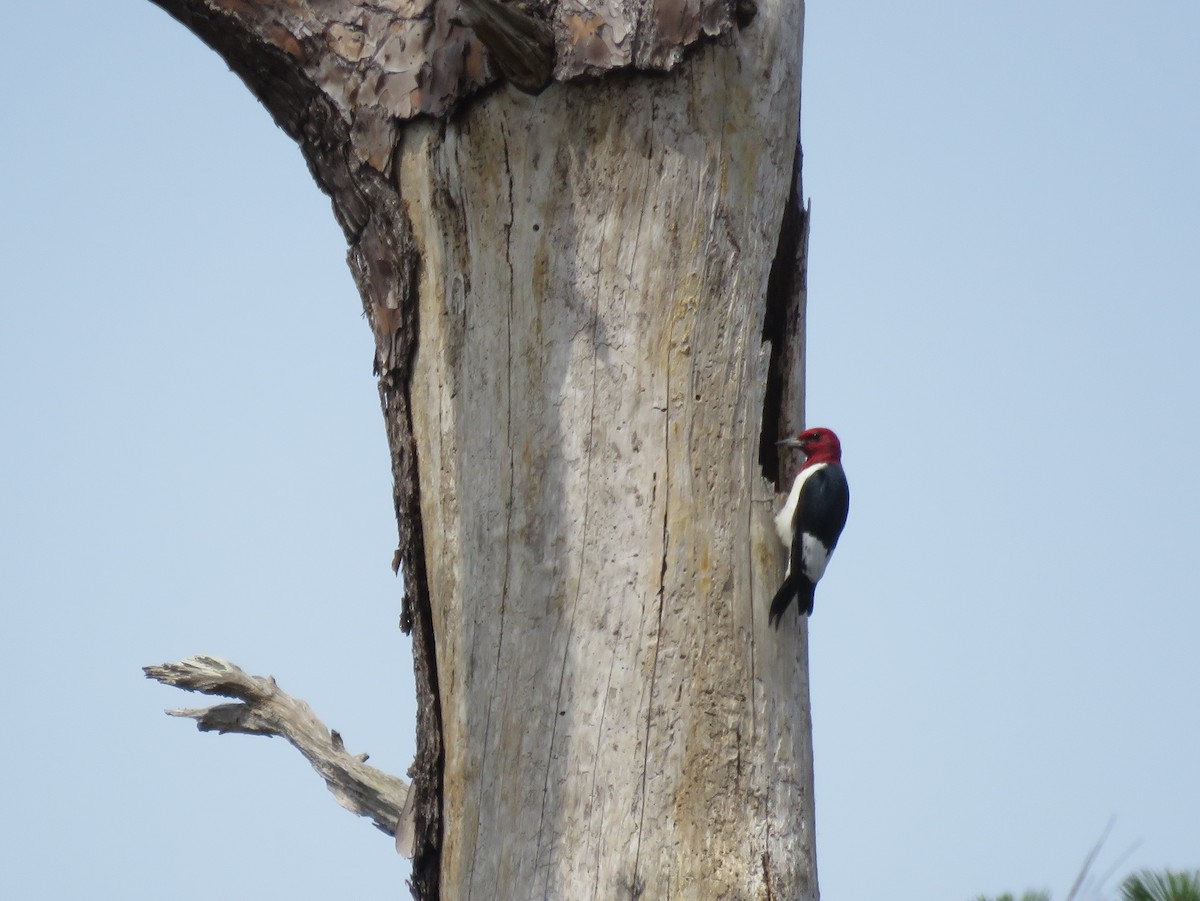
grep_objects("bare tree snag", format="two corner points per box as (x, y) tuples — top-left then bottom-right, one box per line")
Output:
(145, 0), (813, 898)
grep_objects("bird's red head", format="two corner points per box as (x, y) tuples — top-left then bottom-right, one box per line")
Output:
(777, 427), (842, 468)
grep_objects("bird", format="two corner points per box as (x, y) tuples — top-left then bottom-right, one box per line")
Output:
(769, 427), (850, 626)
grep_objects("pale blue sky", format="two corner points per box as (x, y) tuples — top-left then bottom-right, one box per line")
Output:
(2, 3), (1196, 899)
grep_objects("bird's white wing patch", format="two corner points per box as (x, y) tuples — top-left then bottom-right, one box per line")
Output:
(800, 533), (832, 583)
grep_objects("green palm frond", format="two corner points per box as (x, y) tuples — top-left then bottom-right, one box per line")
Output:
(1120, 869), (1200, 901)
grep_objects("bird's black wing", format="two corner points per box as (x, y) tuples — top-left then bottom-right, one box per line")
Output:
(795, 463), (850, 550)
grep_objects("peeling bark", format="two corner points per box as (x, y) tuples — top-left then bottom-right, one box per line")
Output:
(150, 0), (744, 130)
(145, 0), (812, 897)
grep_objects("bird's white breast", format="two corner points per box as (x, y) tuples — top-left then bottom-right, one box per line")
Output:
(774, 462), (827, 546)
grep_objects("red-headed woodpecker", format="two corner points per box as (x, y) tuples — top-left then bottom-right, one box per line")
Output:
(770, 427), (849, 626)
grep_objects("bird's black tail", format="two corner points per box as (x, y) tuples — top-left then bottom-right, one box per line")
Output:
(768, 575), (816, 628)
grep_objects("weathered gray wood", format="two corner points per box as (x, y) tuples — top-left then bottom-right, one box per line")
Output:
(144, 656), (412, 843)
(398, 9), (812, 897)
(143, 0), (813, 897)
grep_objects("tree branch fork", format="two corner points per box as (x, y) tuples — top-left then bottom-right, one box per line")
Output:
(144, 655), (416, 857)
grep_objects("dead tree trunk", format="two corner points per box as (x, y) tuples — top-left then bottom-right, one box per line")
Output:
(147, 1), (813, 897)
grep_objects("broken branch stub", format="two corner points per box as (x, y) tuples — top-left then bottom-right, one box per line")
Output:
(456, 0), (554, 94)
(144, 655), (414, 854)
